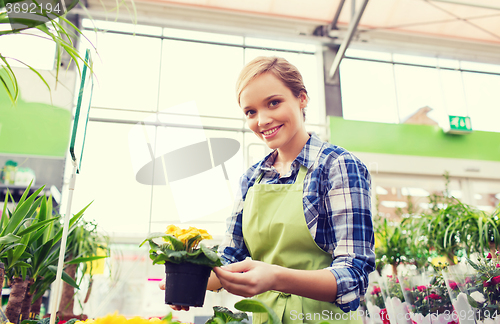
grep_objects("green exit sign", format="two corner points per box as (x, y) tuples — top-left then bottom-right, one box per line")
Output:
(446, 115), (472, 134)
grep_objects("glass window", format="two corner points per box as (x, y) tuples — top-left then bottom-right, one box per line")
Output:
(340, 59), (398, 123)
(0, 29), (55, 70)
(439, 69), (468, 117)
(392, 53), (438, 66)
(245, 37), (316, 53)
(149, 128), (244, 238)
(81, 30), (162, 111)
(69, 121), (152, 235)
(462, 72), (500, 133)
(164, 27), (243, 45)
(158, 39), (244, 120)
(345, 48), (392, 61)
(393, 64), (445, 125)
(82, 19), (163, 36)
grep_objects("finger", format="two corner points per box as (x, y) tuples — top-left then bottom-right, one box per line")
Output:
(220, 259), (254, 273)
(159, 280), (166, 290)
(170, 305), (190, 311)
(218, 278), (258, 298)
(215, 267), (256, 286)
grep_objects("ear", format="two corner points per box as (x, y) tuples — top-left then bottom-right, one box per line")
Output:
(299, 91), (308, 109)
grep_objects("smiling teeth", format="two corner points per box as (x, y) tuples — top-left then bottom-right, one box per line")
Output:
(263, 127), (279, 135)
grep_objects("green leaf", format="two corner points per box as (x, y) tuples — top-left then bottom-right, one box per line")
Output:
(162, 235), (185, 251)
(16, 216), (59, 237)
(52, 201), (92, 243)
(466, 294), (478, 308)
(48, 265), (80, 289)
(66, 318), (79, 324)
(234, 299), (280, 324)
(212, 306), (249, 323)
(205, 318), (226, 324)
(139, 232), (167, 247)
(2, 185), (44, 235)
(201, 243), (220, 262)
(186, 234), (201, 251)
(65, 255), (107, 264)
(0, 233), (20, 244)
(20, 320), (38, 324)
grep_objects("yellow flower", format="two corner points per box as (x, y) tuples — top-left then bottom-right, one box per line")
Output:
(198, 228), (212, 241)
(163, 225), (212, 247)
(165, 225), (180, 235)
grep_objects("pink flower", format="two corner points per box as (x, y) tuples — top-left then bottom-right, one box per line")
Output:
(448, 280), (458, 290)
(487, 253), (493, 259)
(497, 264), (500, 268)
(484, 275), (500, 287)
(417, 285), (427, 292)
(405, 288), (411, 291)
(372, 286), (381, 295)
(465, 277), (473, 284)
(380, 308), (391, 324)
(424, 293), (442, 300)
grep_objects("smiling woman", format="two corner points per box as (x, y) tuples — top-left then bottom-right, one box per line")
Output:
(160, 56), (375, 324)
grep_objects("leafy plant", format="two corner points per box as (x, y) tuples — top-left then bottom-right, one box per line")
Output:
(205, 306), (249, 324)
(234, 299), (280, 324)
(140, 225), (222, 268)
(0, 13), (95, 105)
(463, 253), (500, 320)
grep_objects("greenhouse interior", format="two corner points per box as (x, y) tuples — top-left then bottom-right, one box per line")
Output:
(1, 0), (500, 323)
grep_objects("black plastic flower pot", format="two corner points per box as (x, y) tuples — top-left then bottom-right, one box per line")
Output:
(164, 262), (212, 307)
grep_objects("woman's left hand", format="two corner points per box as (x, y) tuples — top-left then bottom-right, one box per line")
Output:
(213, 259), (279, 297)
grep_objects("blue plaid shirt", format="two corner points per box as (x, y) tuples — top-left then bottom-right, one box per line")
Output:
(219, 133), (375, 312)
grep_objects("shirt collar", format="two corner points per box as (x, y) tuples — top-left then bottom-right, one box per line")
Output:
(258, 132), (324, 172)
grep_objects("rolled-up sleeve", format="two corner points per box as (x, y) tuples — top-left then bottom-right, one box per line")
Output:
(324, 153), (375, 312)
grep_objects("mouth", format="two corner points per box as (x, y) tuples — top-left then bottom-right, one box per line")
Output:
(261, 125), (283, 138)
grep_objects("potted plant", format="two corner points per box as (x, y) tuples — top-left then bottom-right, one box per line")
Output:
(140, 225), (222, 307)
(461, 252), (500, 324)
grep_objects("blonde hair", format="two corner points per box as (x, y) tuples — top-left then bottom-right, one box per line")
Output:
(236, 56), (308, 120)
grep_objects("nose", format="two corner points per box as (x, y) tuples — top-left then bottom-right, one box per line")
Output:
(257, 110), (272, 127)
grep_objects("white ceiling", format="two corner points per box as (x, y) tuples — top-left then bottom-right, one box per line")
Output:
(83, 0), (500, 62)
(136, 0), (500, 45)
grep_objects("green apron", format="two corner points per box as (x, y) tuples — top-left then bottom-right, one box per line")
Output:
(242, 165), (362, 324)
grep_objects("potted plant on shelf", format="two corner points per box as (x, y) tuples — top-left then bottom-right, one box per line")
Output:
(140, 225), (222, 307)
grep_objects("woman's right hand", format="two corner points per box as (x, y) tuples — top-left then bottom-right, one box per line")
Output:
(159, 279), (190, 311)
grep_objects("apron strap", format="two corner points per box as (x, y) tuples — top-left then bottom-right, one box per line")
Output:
(295, 165), (308, 184)
(255, 165), (308, 185)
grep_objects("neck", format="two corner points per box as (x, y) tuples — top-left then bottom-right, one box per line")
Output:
(275, 128), (310, 166)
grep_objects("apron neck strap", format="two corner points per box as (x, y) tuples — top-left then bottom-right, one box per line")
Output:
(255, 164), (308, 184)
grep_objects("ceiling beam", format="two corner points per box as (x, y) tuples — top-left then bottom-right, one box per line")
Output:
(330, 0), (346, 30)
(328, 0), (369, 78)
(429, 0), (500, 11)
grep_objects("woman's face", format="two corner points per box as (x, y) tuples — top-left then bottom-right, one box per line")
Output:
(240, 72), (308, 152)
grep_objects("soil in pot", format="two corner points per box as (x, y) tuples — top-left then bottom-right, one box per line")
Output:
(164, 262), (211, 307)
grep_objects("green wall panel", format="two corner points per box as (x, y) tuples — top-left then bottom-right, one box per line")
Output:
(329, 117), (500, 162)
(0, 83), (71, 157)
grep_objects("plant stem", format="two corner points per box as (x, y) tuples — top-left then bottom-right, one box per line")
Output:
(20, 278), (34, 321)
(5, 277), (29, 323)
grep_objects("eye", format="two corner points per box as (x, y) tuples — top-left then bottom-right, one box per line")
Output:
(245, 110), (256, 117)
(269, 100), (281, 107)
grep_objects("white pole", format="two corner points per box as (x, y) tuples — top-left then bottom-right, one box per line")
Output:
(49, 159), (77, 324)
